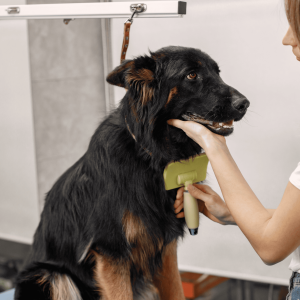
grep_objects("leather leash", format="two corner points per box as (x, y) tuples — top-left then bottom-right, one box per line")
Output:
(120, 8), (137, 63)
(120, 22), (132, 63)
(121, 6), (151, 156)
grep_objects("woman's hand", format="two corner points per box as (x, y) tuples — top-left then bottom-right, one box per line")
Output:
(174, 184), (236, 225)
(169, 119), (235, 225)
(167, 119), (227, 156)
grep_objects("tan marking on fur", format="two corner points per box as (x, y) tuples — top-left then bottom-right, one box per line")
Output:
(123, 210), (143, 243)
(151, 53), (165, 60)
(36, 273), (49, 286)
(165, 87), (178, 108)
(140, 68), (154, 81)
(142, 86), (155, 106)
(126, 68), (154, 85)
(83, 249), (96, 264)
(134, 283), (160, 300)
(149, 117), (156, 125)
(122, 211), (163, 280)
(51, 274), (82, 300)
(198, 61), (202, 65)
(153, 240), (185, 300)
(126, 67), (155, 106)
(36, 272), (50, 292)
(92, 251), (133, 300)
(128, 97), (139, 122)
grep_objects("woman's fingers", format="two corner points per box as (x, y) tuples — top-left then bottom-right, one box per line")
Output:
(174, 199), (182, 209)
(197, 199), (206, 214)
(168, 119), (195, 139)
(187, 184), (211, 202)
(194, 184), (217, 196)
(174, 187), (184, 216)
(168, 118), (228, 155)
(176, 211), (185, 218)
(168, 119), (212, 137)
(167, 119), (206, 144)
(176, 187), (184, 200)
(174, 184), (218, 219)
(167, 119), (186, 129)
(174, 203), (184, 214)
(174, 187), (184, 209)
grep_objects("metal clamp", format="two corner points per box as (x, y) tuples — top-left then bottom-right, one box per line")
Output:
(125, 3), (147, 24)
(130, 3), (147, 13)
(63, 18), (75, 25)
(6, 7), (20, 14)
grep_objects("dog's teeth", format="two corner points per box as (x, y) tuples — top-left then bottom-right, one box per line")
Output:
(183, 113), (235, 130)
(208, 124), (233, 130)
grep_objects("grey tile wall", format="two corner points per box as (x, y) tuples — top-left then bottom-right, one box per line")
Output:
(27, 1), (107, 209)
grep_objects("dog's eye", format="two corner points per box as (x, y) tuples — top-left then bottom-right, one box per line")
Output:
(187, 72), (197, 80)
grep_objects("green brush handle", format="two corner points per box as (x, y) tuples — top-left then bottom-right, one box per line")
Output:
(184, 190), (199, 236)
(163, 154), (209, 235)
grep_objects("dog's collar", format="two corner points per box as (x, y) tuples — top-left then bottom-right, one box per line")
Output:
(125, 117), (152, 156)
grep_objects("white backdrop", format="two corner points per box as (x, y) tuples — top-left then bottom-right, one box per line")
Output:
(111, 0), (300, 285)
(0, 0), (39, 244)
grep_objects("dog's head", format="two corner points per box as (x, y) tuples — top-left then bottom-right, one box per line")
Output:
(107, 46), (249, 162)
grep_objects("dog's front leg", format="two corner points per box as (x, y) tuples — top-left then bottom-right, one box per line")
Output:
(93, 251), (133, 300)
(153, 240), (185, 300)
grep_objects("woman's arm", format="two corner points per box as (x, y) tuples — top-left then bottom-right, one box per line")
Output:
(168, 119), (300, 265)
(174, 184), (236, 225)
(267, 209), (276, 216)
(174, 185), (277, 227)
(208, 145), (300, 264)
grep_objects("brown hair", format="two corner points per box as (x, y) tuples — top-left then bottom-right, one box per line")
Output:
(285, 0), (300, 43)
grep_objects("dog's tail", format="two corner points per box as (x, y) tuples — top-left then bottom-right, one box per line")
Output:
(14, 262), (84, 300)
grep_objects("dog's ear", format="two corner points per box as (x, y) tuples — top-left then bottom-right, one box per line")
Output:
(107, 56), (157, 107)
(106, 60), (134, 88)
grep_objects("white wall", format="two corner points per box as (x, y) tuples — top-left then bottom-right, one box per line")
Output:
(111, 0), (300, 285)
(0, 0), (39, 244)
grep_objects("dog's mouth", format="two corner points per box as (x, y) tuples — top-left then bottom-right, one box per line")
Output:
(182, 112), (234, 135)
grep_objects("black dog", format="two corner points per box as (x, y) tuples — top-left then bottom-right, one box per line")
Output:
(15, 46), (249, 300)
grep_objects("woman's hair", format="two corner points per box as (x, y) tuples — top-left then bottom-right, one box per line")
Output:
(285, 0), (300, 43)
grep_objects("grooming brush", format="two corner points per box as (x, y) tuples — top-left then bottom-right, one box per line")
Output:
(163, 153), (209, 235)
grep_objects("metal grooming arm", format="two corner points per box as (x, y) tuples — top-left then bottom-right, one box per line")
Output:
(0, 1), (186, 21)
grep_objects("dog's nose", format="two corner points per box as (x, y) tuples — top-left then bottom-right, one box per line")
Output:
(232, 97), (250, 113)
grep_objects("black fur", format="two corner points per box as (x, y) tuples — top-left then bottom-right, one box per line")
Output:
(15, 46), (249, 299)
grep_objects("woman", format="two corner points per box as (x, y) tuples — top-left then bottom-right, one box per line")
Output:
(169, 0), (300, 299)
